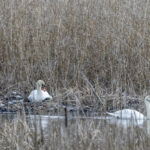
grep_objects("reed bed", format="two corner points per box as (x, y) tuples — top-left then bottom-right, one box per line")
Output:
(0, 1), (150, 149)
(0, 0), (150, 108)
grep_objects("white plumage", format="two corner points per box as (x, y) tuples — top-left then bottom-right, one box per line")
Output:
(107, 109), (144, 119)
(28, 80), (52, 102)
(107, 96), (150, 119)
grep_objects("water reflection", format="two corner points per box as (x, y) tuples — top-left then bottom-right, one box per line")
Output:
(27, 115), (65, 129)
(1, 113), (150, 134)
(0, 113), (17, 121)
(106, 117), (144, 128)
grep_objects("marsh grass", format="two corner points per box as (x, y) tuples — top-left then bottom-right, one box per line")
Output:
(0, 114), (150, 150)
(0, 0), (150, 109)
(0, 1), (150, 149)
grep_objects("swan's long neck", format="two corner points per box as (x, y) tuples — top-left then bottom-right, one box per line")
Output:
(36, 83), (41, 91)
(145, 100), (150, 119)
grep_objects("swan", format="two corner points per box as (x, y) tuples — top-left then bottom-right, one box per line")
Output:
(107, 96), (150, 119)
(107, 109), (144, 119)
(28, 80), (52, 102)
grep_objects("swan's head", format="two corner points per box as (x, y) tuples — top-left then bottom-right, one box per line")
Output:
(36, 80), (46, 91)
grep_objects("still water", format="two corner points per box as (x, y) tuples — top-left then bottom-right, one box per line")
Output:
(0, 112), (149, 131)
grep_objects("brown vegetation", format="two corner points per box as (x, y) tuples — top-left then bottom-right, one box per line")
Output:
(0, 0), (150, 109)
(0, 114), (150, 150)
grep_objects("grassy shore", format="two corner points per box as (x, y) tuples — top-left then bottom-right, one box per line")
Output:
(0, 0), (150, 110)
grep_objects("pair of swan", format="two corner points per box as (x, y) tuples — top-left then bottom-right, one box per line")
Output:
(28, 80), (52, 102)
(107, 96), (150, 119)
(28, 80), (150, 121)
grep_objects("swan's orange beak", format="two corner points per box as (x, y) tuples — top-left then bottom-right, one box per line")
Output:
(42, 86), (46, 91)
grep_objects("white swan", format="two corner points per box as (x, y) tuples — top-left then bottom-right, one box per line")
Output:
(107, 109), (144, 119)
(28, 80), (52, 102)
(107, 96), (150, 119)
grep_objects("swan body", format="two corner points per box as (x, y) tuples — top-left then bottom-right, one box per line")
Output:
(28, 80), (52, 102)
(107, 109), (144, 119)
(107, 96), (150, 119)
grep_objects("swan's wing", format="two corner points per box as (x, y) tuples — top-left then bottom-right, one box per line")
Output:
(129, 110), (144, 119)
(106, 109), (134, 118)
(107, 109), (144, 119)
(28, 90), (37, 102)
(28, 90), (52, 102)
(122, 109), (144, 119)
(108, 109), (137, 118)
(42, 91), (52, 101)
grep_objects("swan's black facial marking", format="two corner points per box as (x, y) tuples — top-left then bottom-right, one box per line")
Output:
(41, 84), (46, 91)
(42, 84), (45, 87)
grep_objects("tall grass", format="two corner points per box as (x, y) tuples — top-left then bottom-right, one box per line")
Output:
(0, 0), (150, 108)
(0, 114), (150, 150)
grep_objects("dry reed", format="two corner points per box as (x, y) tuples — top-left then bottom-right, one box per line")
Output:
(0, 0), (150, 109)
(0, 114), (150, 150)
